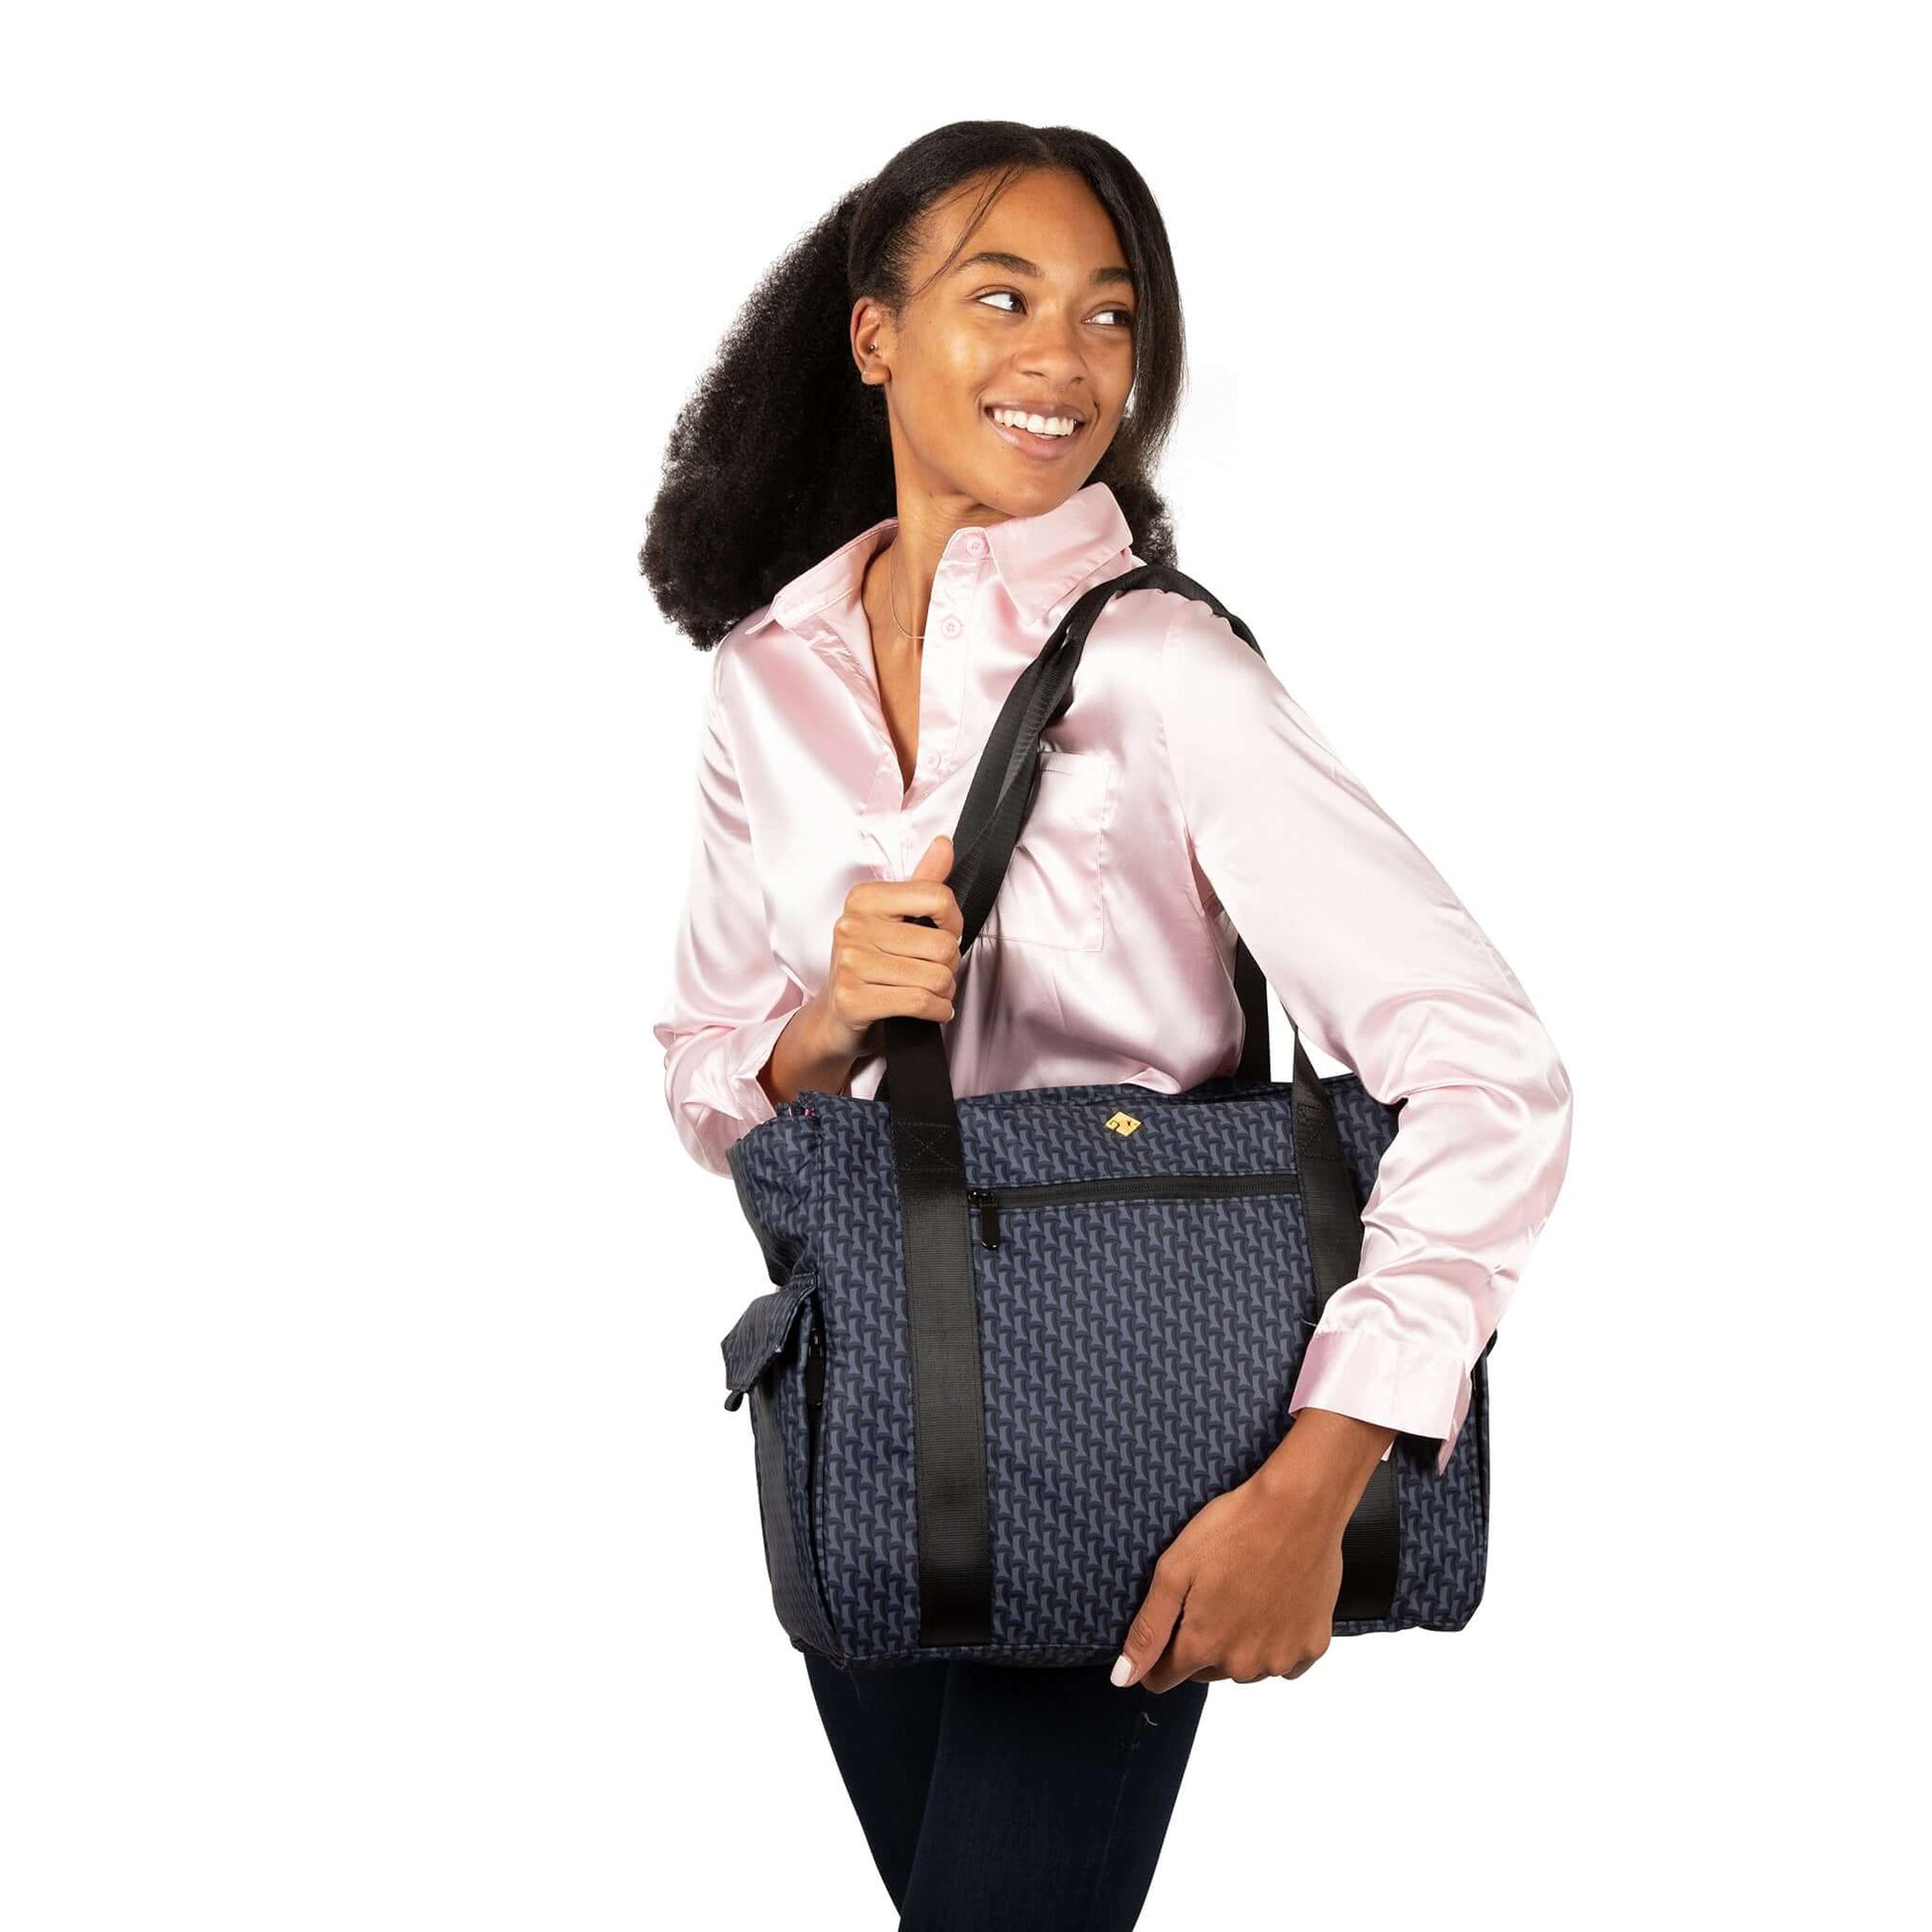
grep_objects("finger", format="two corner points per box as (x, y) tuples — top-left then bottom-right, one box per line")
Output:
(856, 914), (962, 969)
(909, 833), (953, 881)
(846, 876), (963, 935)
(1112, 1554), (1191, 1690)
(848, 945), (957, 1020)
(906, 836), (960, 933)
(1144, 1648), (1213, 1693)
(1140, 1625), (1214, 1695)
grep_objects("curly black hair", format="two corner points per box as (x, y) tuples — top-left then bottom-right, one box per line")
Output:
(638, 121), (1189, 651)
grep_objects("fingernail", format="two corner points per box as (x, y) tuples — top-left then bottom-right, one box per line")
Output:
(1110, 1653), (1135, 1687)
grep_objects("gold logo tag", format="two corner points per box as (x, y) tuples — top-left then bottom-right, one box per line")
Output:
(1104, 1111), (1143, 1136)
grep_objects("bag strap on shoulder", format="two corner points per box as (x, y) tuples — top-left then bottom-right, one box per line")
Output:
(881, 564), (1399, 1645)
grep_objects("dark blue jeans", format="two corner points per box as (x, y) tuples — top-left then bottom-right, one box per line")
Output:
(803, 1652), (1211, 1930)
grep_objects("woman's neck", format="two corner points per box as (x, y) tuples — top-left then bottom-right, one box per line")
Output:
(862, 530), (938, 659)
(867, 490), (1008, 648)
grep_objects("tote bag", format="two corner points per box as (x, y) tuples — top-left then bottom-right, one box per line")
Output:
(720, 566), (1491, 1669)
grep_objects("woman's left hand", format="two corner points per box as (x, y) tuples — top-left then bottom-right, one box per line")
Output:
(1111, 1409), (1398, 1693)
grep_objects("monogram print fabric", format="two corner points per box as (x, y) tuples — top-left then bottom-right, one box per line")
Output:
(722, 1074), (1490, 1669)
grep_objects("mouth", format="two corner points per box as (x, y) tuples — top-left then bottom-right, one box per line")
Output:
(983, 402), (1088, 461)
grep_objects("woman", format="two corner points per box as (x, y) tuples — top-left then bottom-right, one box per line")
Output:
(643, 122), (1573, 1930)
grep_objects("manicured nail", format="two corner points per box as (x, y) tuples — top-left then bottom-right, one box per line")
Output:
(1111, 1653), (1135, 1687)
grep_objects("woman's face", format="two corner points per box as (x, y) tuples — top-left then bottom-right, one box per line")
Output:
(855, 168), (1139, 520)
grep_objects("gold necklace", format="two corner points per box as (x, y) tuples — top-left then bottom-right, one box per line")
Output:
(887, 543), (924, 641)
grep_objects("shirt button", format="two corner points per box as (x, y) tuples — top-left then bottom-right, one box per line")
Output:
(964, 533), (987, 557)
(941, 614), (963, 637)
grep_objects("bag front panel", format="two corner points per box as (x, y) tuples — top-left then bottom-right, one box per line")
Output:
(971, 1189), (1316, 1649)
(805, 1098), (922, 1661)
(727, 1074), (1491, 1663)
(952, 1075), (1308, 1183)
(806, 1079), (1332, 1663)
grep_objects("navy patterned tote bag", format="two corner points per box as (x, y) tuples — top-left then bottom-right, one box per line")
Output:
(720, 566), (1492, 1670)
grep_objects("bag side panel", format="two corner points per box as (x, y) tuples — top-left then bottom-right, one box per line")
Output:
(1324, 1074), (1489, 1633)
(727, 1110), (819, 1282)
(747, 1294), (841, 1659)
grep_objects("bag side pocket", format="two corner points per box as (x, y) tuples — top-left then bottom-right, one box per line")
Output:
(721, 1262), (841, 1660)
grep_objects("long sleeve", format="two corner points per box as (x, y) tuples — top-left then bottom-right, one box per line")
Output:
(652, 644), (805, 1176)
(1158, 604), (1575, 1477)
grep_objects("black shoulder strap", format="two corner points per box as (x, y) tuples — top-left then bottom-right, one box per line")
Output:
(882, 564), (1398, 1644)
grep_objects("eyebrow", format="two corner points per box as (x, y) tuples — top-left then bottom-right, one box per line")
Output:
(951, 249), (1136, 290)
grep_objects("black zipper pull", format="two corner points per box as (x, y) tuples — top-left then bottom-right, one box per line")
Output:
(805, 1317), (826, 1410)
(968, 1188), (1000, 1249)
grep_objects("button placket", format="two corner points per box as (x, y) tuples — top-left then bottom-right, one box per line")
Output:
(920, 535), (986, 788)
(864, 529), (987, 825)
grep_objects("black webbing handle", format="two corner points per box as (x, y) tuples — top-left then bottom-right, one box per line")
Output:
(882, 565), (1399, 1643)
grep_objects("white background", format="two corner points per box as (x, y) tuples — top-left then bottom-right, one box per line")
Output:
(4, 4), (1926, 1926)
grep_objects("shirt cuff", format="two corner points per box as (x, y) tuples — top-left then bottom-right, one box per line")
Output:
(674, 1009), (799, 1174)
(1289, 1327), (1476, 1478)
(730, 1009), (795, 1120)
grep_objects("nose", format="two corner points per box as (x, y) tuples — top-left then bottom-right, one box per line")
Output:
(1014, 304), (1091, 383)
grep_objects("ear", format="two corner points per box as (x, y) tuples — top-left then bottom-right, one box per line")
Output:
(851, 295), (895, 385)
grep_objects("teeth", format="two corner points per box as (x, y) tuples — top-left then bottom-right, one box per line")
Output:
(991, 407), (1078, 438)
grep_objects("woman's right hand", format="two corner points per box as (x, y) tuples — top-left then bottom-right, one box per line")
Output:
(811, 832), (963, 1060)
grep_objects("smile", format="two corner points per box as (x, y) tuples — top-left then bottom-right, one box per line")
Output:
(984, 404), (1087, 460)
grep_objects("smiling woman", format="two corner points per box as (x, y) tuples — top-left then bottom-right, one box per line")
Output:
(935, 231), (1137, 463)
(638, 125), (1188, 654)
(839, 165), (1151, 676)
(638, 131), (1216, 1930)
(637, 119), (1572, 1932)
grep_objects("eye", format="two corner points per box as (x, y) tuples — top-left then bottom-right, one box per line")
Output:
(975, 289), (1137, 329)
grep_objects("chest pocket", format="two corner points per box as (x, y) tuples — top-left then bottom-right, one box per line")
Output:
(985, 747), (1115, 951)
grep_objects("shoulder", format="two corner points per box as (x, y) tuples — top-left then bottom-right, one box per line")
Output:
(1071, 563), (1263, 682)
(1151, 583), (1344, 765)
(705, 599), (784, 709)
(1145, 581), (1276, 692)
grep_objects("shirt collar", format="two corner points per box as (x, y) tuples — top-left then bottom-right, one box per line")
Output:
(755, 479), (1135, 644)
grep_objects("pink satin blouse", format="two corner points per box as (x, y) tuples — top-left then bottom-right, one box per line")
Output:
(653, 481), (1574, 1474)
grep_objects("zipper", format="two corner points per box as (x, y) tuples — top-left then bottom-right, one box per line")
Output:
(801, 1311), (833, 1635)
(804, 1314), (826, 1410)
(965, 1171), (1301, 1250)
